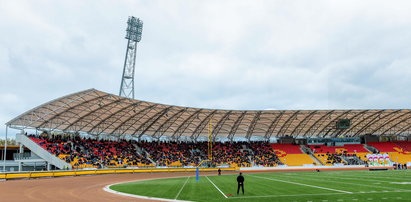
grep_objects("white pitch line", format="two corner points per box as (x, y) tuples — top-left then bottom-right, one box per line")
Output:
(337, 174), (411, 181)
(103, 185), (193, 202)
(250, 175), (352, 194)
(175, 176), (190, 200)
(278, 174), (409, 192)
(205, 176), (228, 198)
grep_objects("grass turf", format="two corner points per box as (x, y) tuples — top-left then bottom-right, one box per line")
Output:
(110, 170), (411, 201)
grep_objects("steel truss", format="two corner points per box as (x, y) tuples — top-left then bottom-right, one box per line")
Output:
(7, 89), (411, 140)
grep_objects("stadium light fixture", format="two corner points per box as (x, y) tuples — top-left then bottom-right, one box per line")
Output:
(125, 17), (143, 43)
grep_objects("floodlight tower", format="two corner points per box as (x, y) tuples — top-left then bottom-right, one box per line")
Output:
(119, 16), (143, 99)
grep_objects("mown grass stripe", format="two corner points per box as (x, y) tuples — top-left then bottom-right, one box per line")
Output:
(276, 173), (408, 191)
(228, 190), (411, 200)
(250, 174), (353, 194)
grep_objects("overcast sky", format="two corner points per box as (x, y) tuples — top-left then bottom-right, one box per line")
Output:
(1, 0), (411, 138)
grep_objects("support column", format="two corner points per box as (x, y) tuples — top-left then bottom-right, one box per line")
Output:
(3, 126), (8, 172)
(18, 144), (23, 171)
(47, 162), (51, 171)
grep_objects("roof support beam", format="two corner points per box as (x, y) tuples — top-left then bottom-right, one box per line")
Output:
(303, 110), (335, 137)
(317, 110), (353, 138)
(151, 108), (187, 139)
(37, 93), (110, 129)
(394, 117), (411, 136)
(329, 110), (369, 138)
(191, 110), (218, 140)
(379, 112), (411, 135)
(211, 111), (232, 140)
(7, 89), (97, 128)
(341, 110), (384, 137)
(87, 102), (140, 134)
(227, 111), (247, 141)
(369, 111), (411, 134)
(109, 104), (156, 135)
(135, 106), (174, 138)
(264, 112), (285, 139)
(291, 111), (317, 136)
(354, 110), (401, 136)
(278, 111), (300, 137)
(245, 111), (262, 140)
(171, 109), (203, 139)
(63, 98), (126, 132)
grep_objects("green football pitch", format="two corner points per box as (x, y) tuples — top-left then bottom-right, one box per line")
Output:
(109, 170), (411, 201)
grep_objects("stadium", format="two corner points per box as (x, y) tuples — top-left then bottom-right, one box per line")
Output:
(2, 3), (411, 202)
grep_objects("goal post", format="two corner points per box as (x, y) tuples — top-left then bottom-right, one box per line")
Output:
(196, 119), (214, 182)
(196, 159), (212, 182)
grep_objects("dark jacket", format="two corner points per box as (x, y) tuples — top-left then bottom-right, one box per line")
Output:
(237, 175), (244, 184)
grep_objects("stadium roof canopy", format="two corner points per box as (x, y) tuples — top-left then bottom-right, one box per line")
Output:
(6, 89), (411, 140)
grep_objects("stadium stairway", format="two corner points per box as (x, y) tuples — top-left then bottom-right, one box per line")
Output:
(300, 145), (323, 165)
(142, 149), (157, 166)
(132, 143), (142, 154)
(132, 143), (157, 166)
(16, 134), (72, 170)
(306, 144), (370, 166)
(270, 144), (316, 166)
(248, 156), (255, 167)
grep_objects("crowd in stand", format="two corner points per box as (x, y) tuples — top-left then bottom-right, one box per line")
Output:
(136, 141), (204, 166)
(315, 151), (365, 165)
(137, 141), (255, 167)
(27, 134), (284, 169)
(28, 134), (152, 168)
(211, 142), (252, 167)
(250, 142), (283, 167)
(324, 152), (344, 164)
(33, 133), (409, 168)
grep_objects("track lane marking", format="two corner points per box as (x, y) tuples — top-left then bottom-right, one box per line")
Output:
(250, 175), (352, 194)
(205, 176), (228, 198)
(175, 176), (190, 199)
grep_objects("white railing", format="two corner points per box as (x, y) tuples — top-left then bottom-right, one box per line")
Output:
(16, 134), (72, 170)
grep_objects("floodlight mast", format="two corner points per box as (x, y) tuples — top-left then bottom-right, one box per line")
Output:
(119, 16), (143, 99)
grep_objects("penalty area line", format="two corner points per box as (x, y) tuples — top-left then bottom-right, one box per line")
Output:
(205, 176), (228, 198)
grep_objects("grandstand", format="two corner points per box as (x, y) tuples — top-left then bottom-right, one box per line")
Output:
(1, 89), (411, 172)
(3, 128), (411, 172)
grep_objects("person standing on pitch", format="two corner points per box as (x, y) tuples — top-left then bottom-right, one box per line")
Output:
(218, 168), (221, 176)
(236, 173), (245, 195)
